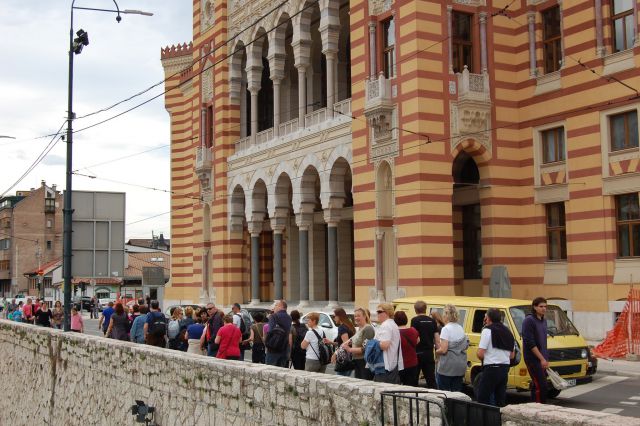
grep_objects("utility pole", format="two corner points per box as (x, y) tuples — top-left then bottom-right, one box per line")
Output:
(36, 243), (43, 300)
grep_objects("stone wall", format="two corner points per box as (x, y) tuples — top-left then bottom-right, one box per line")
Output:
(1, 320), (638, 426)
(0, 320), (453, 425)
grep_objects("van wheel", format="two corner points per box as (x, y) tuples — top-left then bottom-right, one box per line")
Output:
(547, 388), (561, 399)
(472, 372), (483, 400)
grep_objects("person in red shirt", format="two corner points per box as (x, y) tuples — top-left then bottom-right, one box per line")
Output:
(215, 314), (242, 360)
(394, 311), (420, 386)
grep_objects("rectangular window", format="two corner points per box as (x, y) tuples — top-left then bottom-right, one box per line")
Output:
(616, 193), (640, 257)
(46, 240), (52, 250)
(612, 0), (635, 52)
(0, 239), (10, 250)
(546, 203), (567, 260)
(46, 219), (52, 228)
(542, 6), (562, 73)
(382, 18), (396, 78)
(0, 260), (9, 270)
(452, 12), (473, 73)
(541, 127), (565, 163)
(610, 110), (639, 151)
(205, 105), (213, 148)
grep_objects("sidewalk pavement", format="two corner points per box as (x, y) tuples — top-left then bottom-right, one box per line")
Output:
(595, 358), (640, 377)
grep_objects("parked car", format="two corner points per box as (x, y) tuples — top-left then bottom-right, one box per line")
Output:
(98, 298), (116, 312)
(300, 312), (340, 341)
(72, 296), (93, 311)
(244, 307), (272, 322)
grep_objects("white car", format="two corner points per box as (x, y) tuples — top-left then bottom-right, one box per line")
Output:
(300, 312), (340, 341)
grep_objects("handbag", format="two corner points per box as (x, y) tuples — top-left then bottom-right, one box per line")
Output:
(546, 368), (571, 390)
(334, 344), (355, 372)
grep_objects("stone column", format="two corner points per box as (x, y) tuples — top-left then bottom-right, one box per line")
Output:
(293, 23), (311, 128)
(245, 57), (262, 141)
(479, 12), (488, 73)
(369, 21), (377, 78)
(270, 213), (287, 302)
(324, 209), (340, 308)
(296, 210), (313, 306)
(239, 80), (248, 138)
(447, 6), (453, 74)
(375, 230), (385, 300)
(528, 12), (537, 77)
(558, 0), (565, 68)
(249, 88), (259, 141)
(248, 220), (263, 304)
(268, 36), (286, 138)
(325, 51), (337, 117)
(272, 79), (282, 137)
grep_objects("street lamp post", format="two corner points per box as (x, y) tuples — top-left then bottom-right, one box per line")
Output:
(63, 1), (152, 331)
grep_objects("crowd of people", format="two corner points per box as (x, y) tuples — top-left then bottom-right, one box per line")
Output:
(1, 294), (551, 407)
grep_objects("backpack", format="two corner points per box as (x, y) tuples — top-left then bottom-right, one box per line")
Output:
(168, 319), (180, 339)
(148, 312), (167, 337)
(265, 320), (288, 353)
(291, 323), (308, 356)
(235, 312), (252, 340)
(311, 329), (335, 366)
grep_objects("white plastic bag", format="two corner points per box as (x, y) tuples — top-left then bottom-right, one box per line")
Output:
(546, 368), (571, 390)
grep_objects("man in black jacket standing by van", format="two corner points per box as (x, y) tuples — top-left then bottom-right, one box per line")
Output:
(411, 300), (439, 388)
(522, 297), (549, 403)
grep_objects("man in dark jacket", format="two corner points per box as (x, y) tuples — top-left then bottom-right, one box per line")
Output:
(522, 297), (549, 403)
(265, 299), (292, 367)
(204, 303), (224, 356)
(410, 300), (439, 388)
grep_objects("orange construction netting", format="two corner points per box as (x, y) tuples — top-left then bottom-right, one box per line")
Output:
(593, 288), (640, 359)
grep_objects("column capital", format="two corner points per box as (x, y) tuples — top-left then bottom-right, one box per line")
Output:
(270, 214), (288, 234)
(247, 217), (264, 236)
(295, 211), (314, 231)
(324, 208), (341, 227)
(376, 229), (385, 240)
(292, 39), (311, 69)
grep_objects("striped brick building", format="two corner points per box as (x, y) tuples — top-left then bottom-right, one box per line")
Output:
(162, 0), (640, 339)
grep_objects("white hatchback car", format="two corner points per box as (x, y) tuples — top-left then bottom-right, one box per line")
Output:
(300, 312), (350, 341)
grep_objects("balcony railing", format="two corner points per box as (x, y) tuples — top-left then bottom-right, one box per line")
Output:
(44, 198), (56, 214)
(255, 128), (274, 145)
(457, 66), (490, 101)
(365, 73), (393, 109)
(333, 98), (352, 118)
(195, 146), (212, 173)
(233, 98), (352, 156)
(278, 118), (299, 137)
(304, 107), (327, 128)
(235, 136), (251, 152)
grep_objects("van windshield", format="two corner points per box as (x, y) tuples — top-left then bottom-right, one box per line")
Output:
(509, 305), (579, 337)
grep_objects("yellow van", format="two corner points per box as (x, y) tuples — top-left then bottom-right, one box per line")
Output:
(393, 296), (590, 398)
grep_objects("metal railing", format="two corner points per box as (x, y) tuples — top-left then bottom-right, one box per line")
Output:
(380, 391), (447, 426)
(380, 390), (501, 426)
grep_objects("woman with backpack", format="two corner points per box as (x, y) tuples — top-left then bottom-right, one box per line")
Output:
(289, 310), (307, 370)
(301, 312), (329, 373)
(107, 302), (131, 341)
(167, 307), (184, 350)
(249, 312), (266, 363)
(331, 308), (356, 376)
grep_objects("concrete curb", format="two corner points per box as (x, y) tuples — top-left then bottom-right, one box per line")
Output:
(596, 360), (640, 378)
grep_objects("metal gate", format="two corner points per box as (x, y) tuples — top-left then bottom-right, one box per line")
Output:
(380, 390), (501, 426)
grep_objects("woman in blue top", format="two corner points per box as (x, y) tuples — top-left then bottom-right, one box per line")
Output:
(331, 308), (356, 376)
(187, 310), (207, 355)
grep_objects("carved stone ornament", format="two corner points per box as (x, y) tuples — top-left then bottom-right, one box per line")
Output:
(201, 0), (215, 32)
(369, 0), (393, 16)
(202, 67), (213, 102)
(453, 0), (486, 5)
(228, 0), (275, 39)
(450, 100), (492, 155)
(368, 112), (393, 144)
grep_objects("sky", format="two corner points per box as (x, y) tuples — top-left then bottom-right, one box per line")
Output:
(0, 0), (193, 240)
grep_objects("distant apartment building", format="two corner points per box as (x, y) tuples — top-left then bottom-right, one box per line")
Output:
(0, 181), (63, 296)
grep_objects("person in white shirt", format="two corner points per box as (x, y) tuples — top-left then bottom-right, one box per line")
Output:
(476, 308), (515, 407)
(435, 304), (469, 392)
(373, 303), (404, 384)
(301, 312), (328, 373)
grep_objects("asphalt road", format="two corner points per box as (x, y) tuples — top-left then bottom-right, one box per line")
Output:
(83, 318), (639, 419)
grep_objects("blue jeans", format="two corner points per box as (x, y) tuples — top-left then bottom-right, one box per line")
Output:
(265, 351), (289, 368)
(437, 374), (463, 392)
(477, 364), (510, 407)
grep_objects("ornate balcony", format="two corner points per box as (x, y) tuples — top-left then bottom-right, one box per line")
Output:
(195, 146), (213, 174)
(450, 66), (492, 154)
(364, 73), (396, 148)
